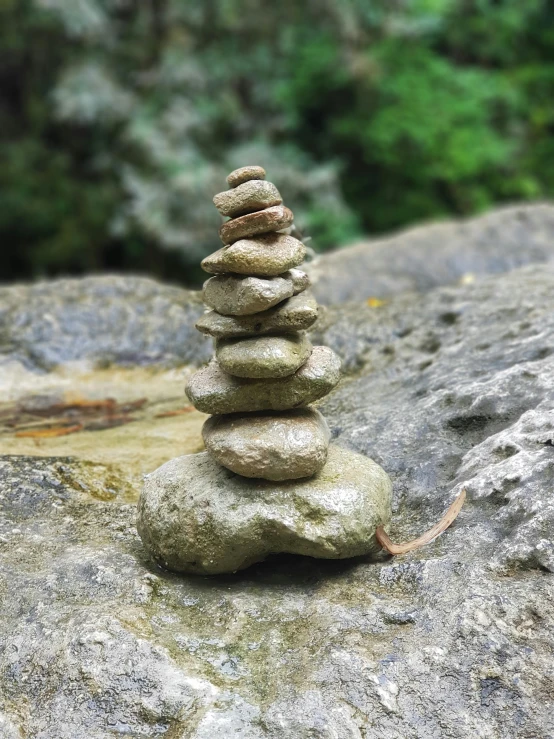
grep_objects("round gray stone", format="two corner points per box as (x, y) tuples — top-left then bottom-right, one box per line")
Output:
(219, 205), (293, 245)
(185, 345), (342, 414)
(226, 165), (266, 188)
(202, 408), (331, 481)
(216, 333), (313, 379)
(137, 444), (393, 574)
(195, 290), (319, 338)
(201, 233), (305, 277)
(202, 274), (294, 316)
(213, 180), (282, 218)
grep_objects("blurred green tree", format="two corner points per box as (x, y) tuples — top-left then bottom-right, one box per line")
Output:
(1, 0), (553, 284)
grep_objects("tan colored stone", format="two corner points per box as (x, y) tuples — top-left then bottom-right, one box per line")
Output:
(201, 233), (305, 277)
(202, 408), (331, 481)
(213, 180), (282, 218)
(195, 290), (318, 338)
(219, 205), (293, 245)
(185, 345), (342, 414)
(227, 165), (266, 188)
(216, 333), (313, 379)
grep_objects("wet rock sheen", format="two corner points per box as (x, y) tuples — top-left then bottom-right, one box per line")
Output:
(202, 408), (331, 480)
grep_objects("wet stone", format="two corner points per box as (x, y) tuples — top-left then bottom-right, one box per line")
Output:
(137, 444), (393, 574)
(203, 274), (294, 316)
(227, 165), (266, 188)
(185, 345), (342, 414)
(202, 408), (331, 481)
(219, 205), (293, 245)
(201, 233), (305, 277)
(213, 180), (282, 218)
(195, 290), (319, 338)
(288, 268), (310, 295)
(216, 332), (313, 379)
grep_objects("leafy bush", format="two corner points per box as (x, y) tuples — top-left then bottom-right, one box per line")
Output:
(1, 0), (553, 284)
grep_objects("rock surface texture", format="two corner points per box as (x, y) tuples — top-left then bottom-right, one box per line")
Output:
(308, 203), (554, 304)
(138, 445), (391, 573)
(1, 214), (554, 736)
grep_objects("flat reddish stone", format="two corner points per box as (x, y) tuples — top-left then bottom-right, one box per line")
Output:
(219, 205), (293, 245)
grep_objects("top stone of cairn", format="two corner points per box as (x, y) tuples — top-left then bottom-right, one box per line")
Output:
(227, 165), (266, 188)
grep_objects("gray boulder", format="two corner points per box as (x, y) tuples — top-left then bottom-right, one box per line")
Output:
(308, 203), (554, 303)
(0, 274), (210, 370)
(1, 262), (553, 737)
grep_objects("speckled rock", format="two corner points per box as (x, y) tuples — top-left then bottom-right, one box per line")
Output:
(1, 263), (554, 737)
(227, 165), (266, 188)
(203, 274), (294, 316)
(137, 444), (392, 573)
(219, 205), (293, 245)
(201, 233), (305, 277)
(0, 275), (209, 370)
(287, 268), (310, 295)
(195, 290), (319, 338)
(216, 333), (313, 379)
(202, 408), (331, 481)
(185, 345), (342, 414)
(308, 203), (554, 304)
(213, 180), (282, 218)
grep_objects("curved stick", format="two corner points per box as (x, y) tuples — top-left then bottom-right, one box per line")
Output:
(376, 489), (466, 555)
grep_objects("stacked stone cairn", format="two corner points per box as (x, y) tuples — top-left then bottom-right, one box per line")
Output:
(137, 166), (393, 575)
(186, 165), (342, 481)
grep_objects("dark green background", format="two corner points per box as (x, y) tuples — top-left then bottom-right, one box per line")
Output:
(2, 0), (553, 286)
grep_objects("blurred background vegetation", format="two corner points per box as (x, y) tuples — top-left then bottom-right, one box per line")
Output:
(1, 0), (553, 286)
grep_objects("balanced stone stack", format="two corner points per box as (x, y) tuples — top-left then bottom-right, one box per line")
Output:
(137, 166), (393, 575)
(186, 165), (342, 481)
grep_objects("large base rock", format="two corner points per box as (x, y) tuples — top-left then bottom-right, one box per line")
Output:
(137, 444), (392, 575)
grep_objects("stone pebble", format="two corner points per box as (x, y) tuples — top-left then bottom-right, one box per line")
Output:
(195, 290), (319, 338)
(201, 233), (305, 277)
(137, 444), (393, 574)
(203, 270), (309, 316)
(185, 345), (342, 414)
(227, 165), (266, 188)
(219, 205), (293, 245)
(213, 180), (282, 218)
(202, 408), (330, 481)
(216, 332), (313, 379)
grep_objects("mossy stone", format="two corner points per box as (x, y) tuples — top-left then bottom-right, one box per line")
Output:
(202, 408), (330, 481)
(185, 345), (341, 414)
(216, 333), (312, 379)
(195, 290), (318, 338)
(201, 233), (305, 277)
(137, 444), (393, 575)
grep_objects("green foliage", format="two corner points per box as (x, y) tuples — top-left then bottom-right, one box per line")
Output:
(1, 0), (554, 283)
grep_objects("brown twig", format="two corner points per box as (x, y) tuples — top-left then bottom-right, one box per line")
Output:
(376, 489), (466, 555)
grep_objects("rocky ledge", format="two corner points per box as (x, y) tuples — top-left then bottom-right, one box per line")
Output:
(0, 257), (553, 736)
